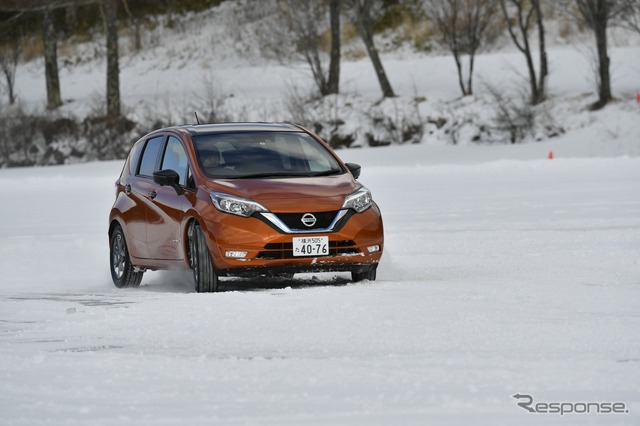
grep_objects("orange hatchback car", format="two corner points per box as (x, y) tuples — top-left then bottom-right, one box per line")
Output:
(109, 122), (384, 292)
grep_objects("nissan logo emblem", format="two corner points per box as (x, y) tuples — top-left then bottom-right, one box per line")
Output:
(301, 213), (317, 227)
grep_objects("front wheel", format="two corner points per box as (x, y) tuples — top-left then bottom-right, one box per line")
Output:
(110, 225), (143, 288)
(189, 222), (219, 293)
(351, 265), (377, 282)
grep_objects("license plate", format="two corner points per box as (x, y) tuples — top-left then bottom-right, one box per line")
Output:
(293, 236), (329, 257)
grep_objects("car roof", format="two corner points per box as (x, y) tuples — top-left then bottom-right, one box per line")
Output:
(178, 122), (302, 136)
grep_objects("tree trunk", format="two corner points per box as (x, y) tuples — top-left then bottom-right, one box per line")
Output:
(467, 49), (476, 95)
(355, 0), (395, 98)
(517, 6), (539, 104)
(453, 52), (469, 96)
(327, 0), (341, 95)
(523, 41), (539, 104)
(0, 36), (20, 104)
(42, 7), (62, 110)
(65, 6), (77, 38)
(500, 0), (544, 105)
(122, 0), (141, 51)
(303, 35), (328, 95)
(575, 0), (613, 110)
(593, 15), (611, 109)
(532, 0), (547, 103)
(105, 0), (120, 117)
(3, 71), (16, 104)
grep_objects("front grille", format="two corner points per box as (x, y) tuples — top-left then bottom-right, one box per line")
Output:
(257, 240), (359, 260)
(275, 211), (339, 231)
(257, 210), (354, 234)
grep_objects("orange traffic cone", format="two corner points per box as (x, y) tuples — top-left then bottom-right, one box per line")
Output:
(548, 151), (554, 160)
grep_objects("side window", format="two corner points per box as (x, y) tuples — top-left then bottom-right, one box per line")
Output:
(186, 167), (195, 189)
(161, 136), (188, 186)
(127, 141), (144, 175)
(138, 136), (164, 177)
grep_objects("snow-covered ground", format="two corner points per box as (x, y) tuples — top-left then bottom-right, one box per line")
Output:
(1, 142), (639, 425)
(2, 2), (640, 424)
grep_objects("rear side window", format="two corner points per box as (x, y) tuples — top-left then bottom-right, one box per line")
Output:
(127, 141), (144, 175)
(161, 136), (188, 186)
(138, 136), (164, 177)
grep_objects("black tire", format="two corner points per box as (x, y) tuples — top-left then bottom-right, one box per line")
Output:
(275, 272), (295, 279)
(189, 223), (219, 293)
(110, 225), (143, 288)
(351, 264), (377, 282)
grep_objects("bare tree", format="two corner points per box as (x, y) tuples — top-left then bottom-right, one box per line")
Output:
(499, 0), (548, 105)
(620, 0), (640, 33)
(282, 0), (342, 96)
(348, 0), (395, 97)
(327, 0), (341, 94)
(484, 79), (536, 143)
(0, 0), (100, 110)
(103, 0), (120, 117)
(64, 5), (77, 38)
(0, 14), (22, 105)
(42, 6), (62, 109)
(573, 0), (632, 109)
(122, 0), (142, 51)
(425, 0), (498, 97)
(0, 40), (21, 105)
(533, 0), (548, 100)
(283, 0), (328, 95)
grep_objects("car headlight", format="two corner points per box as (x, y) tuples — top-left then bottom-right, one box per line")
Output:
(342, 187), (372, 213)
(210, 192), (268, 217)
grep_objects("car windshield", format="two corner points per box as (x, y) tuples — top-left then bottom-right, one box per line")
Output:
(193, 131), (345, 179)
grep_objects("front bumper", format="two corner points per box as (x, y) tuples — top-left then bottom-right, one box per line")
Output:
(200, 203), (384, 274)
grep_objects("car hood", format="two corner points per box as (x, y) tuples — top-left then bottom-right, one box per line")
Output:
(206, 174), (359, 213)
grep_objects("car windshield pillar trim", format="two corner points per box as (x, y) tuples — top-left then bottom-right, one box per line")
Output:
(260, 210), (349, 234)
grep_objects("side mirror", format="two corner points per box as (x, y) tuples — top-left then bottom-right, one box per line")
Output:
(153, 169), (183, 195)
(345, 163), (361, 179)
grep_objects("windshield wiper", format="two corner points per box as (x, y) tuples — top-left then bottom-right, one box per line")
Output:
(233, 172), (308, 179)
(306, 169), (343, 177)
(233, 169), (343, 179)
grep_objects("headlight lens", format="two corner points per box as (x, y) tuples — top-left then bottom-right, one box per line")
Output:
(342, 187), (372, 213)
(210, 192), (268, 217)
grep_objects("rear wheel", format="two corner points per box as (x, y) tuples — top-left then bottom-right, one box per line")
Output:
(351, 264), (377, 282)
(110, 225), (143, 288)
(189, 222), (219, 293)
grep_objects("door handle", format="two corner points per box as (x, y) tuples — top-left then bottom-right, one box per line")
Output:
(148, 190), (157, 200)
(124, 184), (131, 195)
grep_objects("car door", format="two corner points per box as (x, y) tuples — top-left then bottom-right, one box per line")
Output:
(145, 135), (191, 260)
(125, 134), (165, 259)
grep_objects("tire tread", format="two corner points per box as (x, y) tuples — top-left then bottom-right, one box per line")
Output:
(110, 225), (143, 288)
(192, 223), (219, 293)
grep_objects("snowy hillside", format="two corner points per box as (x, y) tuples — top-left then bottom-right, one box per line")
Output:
(7, 0), (640, 162)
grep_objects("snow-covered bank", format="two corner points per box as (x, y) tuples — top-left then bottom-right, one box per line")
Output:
(8, 0), (640, 165)
(1, 143), (639, 425)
